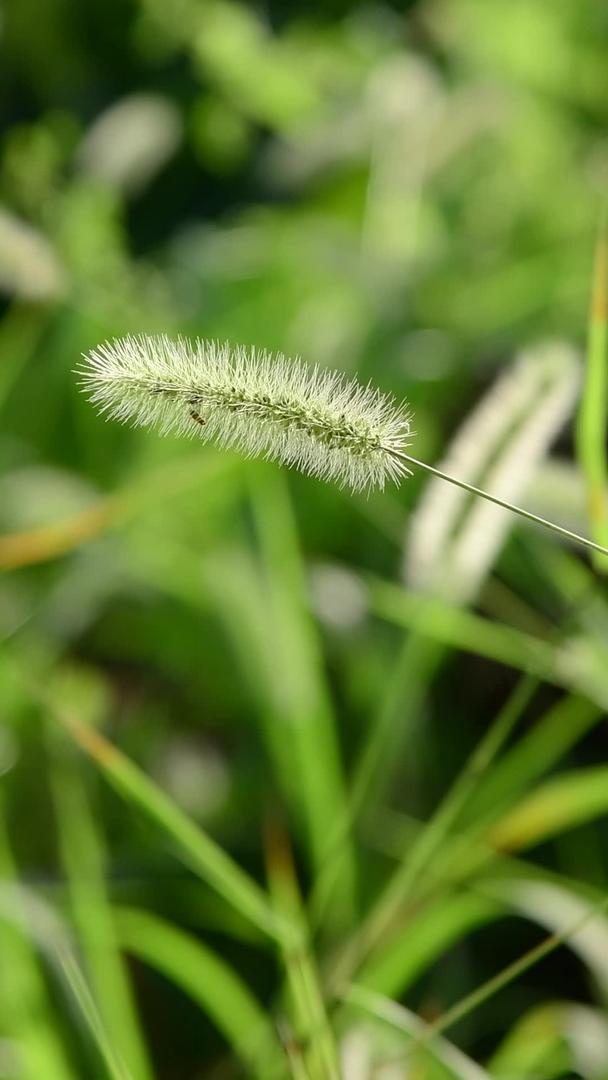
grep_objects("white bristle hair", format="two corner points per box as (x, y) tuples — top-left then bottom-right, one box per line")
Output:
(78, 334), (413, 492)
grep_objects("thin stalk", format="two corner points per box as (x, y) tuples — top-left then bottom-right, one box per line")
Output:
(264, 814), (340, 1080)
(392, 450), (608, 559)
(50, 756), (153, 1080)
(345, 985), (491, 1080)
(576, 213), (608, 571)
(344, 894), (608, 1073)
(328, 679), (536, 990)
(414, 893), (608, 1045)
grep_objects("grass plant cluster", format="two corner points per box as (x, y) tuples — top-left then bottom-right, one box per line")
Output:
(1, 1), (608, 1078)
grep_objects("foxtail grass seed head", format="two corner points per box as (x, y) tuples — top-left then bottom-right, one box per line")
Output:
(78, 334), (608, 558)
(78, 335), (413, 491)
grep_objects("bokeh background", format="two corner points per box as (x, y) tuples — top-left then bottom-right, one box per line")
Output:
(2, 1), (608, 1077)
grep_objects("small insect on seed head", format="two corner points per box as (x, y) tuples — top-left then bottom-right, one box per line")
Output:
(78, 334), (414, 491)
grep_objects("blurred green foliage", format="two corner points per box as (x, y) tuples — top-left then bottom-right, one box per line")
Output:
(1, 1), (608, 1077)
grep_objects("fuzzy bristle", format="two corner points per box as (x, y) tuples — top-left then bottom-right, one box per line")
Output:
(78, 334), (413, 491)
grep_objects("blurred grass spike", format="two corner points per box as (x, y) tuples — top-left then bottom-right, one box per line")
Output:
(406, 342), (580, 603)
(80, 334), (608, 558)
